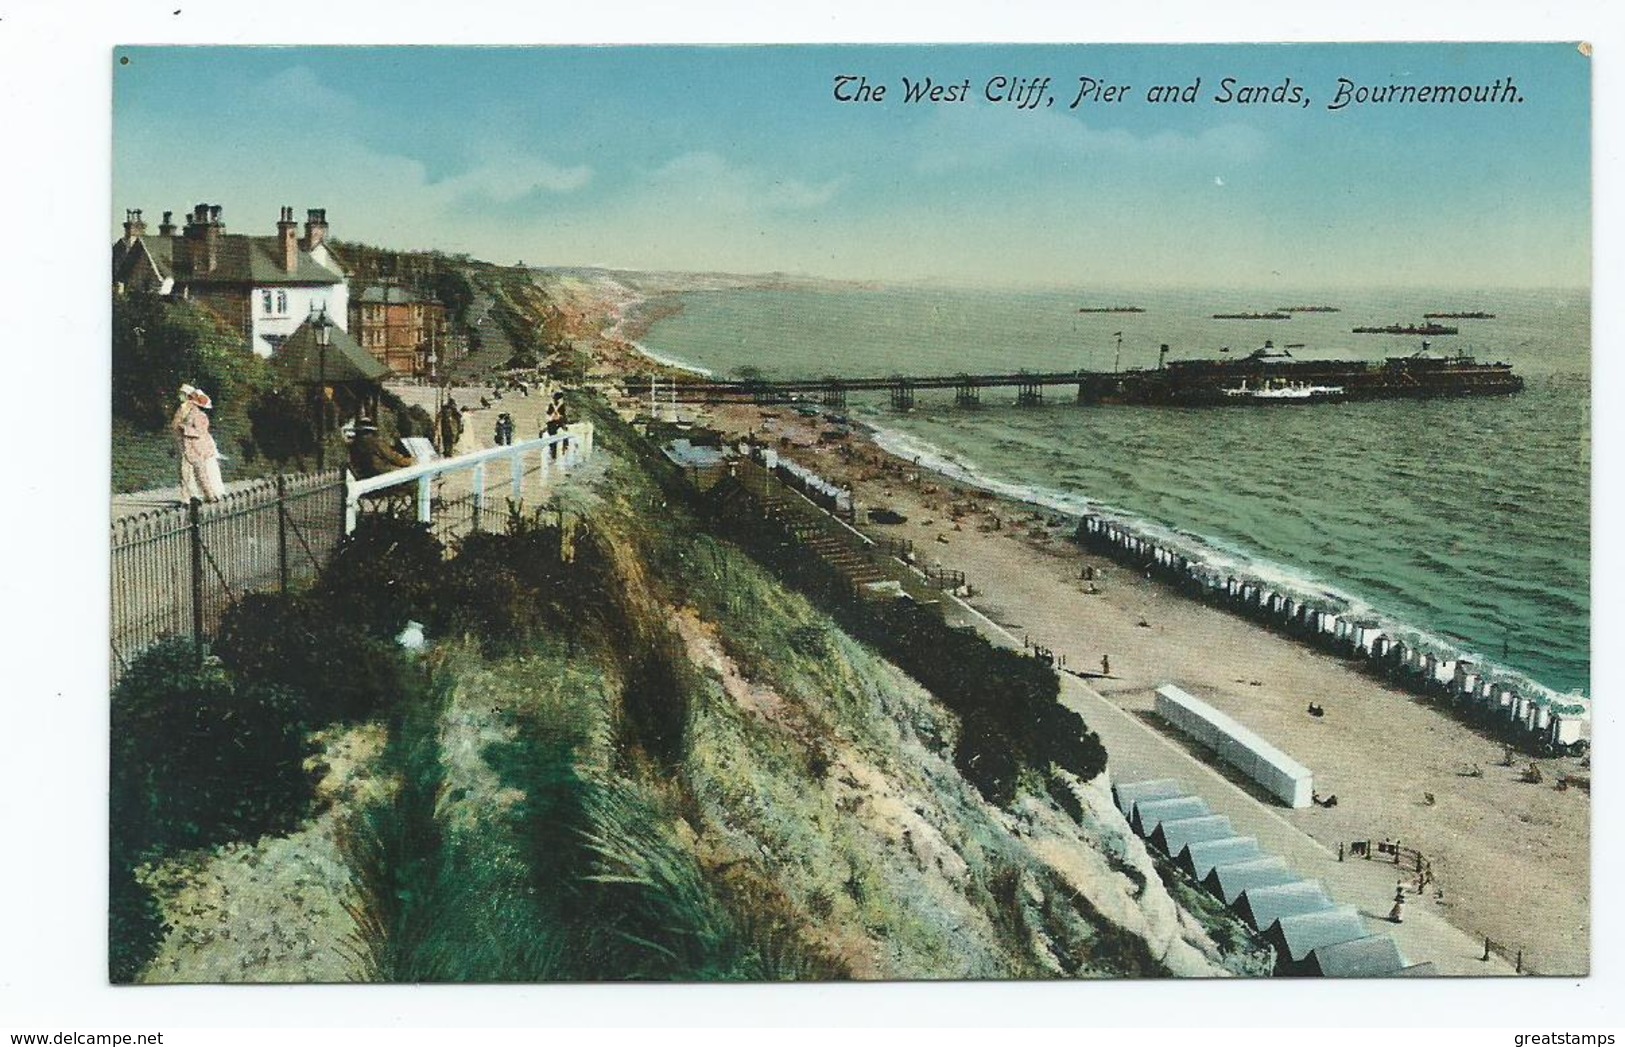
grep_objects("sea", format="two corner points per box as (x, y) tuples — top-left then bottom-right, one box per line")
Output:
(632, 284), (1591, 698)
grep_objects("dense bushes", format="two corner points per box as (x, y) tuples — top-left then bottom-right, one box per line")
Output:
(111, 638), (318, 855)
(315, 516), (447, 638)
(851, 600), (1107, 805)
(214, 592), (410, 725)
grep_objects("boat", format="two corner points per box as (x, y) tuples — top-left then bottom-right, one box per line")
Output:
(1277, 305), (1341, 313)
(1423, 311), (1495, 319)
(1078, 306), (1145, 313)
(1352, 322), (1458, 335)
(1222, 377), (1346, 404)
(1213, 312), (1291, 320)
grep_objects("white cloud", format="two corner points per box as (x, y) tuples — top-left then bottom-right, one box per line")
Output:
(645, 151), (843, 213)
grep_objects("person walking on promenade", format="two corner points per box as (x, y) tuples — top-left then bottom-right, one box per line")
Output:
(544, 391), (568, 435)
(1100, 654), (1111, 677)
(173, 384), (224, 503)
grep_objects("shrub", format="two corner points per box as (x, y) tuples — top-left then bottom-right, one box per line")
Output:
(214, 591), (411, 726)
(111, 638), (316, 852)
(316, 516), (445, 638)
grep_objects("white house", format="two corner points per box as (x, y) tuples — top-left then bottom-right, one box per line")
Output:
(113, 204), (350, 357)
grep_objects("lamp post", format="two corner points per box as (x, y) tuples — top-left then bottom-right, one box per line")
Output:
(314, 306), (332, 470)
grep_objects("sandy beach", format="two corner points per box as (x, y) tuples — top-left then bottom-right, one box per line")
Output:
(678, 397), (1589, 975)
(463, 279), (1589, 976)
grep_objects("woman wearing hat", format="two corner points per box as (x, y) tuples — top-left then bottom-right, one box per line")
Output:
(172, 383), (225, 503)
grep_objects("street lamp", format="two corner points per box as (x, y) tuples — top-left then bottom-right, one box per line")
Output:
(314, 306), (332, 470)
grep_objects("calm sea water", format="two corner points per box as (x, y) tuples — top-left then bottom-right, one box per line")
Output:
(637, 285), (1591, 695)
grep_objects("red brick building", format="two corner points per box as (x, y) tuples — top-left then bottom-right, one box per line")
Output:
(349, 284), (447, 378)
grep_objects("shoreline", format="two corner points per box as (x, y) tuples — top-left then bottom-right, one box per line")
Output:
(573, 280), (1589, 974)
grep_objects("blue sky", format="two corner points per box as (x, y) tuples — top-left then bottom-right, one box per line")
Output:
(113, 43), (1591, 289)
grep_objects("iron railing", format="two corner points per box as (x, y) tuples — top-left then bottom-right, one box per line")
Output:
(110, 422), (597, 686)
(109, 470), (346, 685)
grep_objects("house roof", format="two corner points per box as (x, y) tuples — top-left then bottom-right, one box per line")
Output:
(358, 285), (427, 305)
(113, 233), (343, 288)
(112, 237), (172, 286)
(272, 316), (391, 384)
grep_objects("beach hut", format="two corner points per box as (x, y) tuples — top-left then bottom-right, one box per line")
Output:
(1226, 576), (1241, 598)
(1301, 934), (1408, 978)
(1234, 881), (1335, 931)
(1203, 857), (1298, 905)
(1550, 702), (1588, 749)
(1151, 814), (1236, 857)
(1112, 778), (1185, 820)
(1177, 837), (1263, 881)
(1154, 684), (1315, 808)
(1131, 796), (1211, 838)
(1262, 907), (1370, 973)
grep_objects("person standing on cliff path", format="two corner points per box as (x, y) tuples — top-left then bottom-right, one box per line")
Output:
(172, 384), (224, 503)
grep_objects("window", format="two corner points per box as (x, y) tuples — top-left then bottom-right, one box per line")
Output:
(261, 290), (273, 314)
(276, 290), (288, 314)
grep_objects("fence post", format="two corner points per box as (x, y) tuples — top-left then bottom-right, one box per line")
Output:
(417, 474), (432, 525)
(188, 498), (204, 662)
(511, 446), (524, 504)
(472, 461), (485, 533)
(277, 474), (289, 593)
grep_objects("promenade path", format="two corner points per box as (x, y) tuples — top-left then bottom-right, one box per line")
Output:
(946, 592), (1516, 976)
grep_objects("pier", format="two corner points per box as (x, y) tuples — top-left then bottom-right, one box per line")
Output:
(660, 349), (1524, 407)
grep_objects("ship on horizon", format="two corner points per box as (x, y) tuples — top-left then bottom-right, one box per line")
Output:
(1078, 305), (1145, 313)
(1352, 321), (1459, 335)
(1213, 311), (1291, 320)
(1423, 311), (1496, 319)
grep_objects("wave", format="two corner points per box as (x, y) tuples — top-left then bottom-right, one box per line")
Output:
(626, 340), (714, 378)
(865, 419), (1585, 709)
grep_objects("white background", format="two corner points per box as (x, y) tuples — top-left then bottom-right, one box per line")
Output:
(0, 0), (1617, 1032)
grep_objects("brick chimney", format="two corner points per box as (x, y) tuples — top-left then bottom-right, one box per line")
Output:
(301, 207), (329, 251)
(158, 210), (175, 237)
(121, 208), (147, 246)
(182, 202), (224, 274)
(277, 205), (299, 272)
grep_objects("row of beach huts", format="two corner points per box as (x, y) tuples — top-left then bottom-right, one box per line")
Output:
(1077, 514), (1589, 754)
(1114, 775), (1434, 977)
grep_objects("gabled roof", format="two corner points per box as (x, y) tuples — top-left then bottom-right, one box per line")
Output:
(1112, 778), (1185, 819)
(1305, 934), (1407, 978)
(1150, 814), (1235, 857)
(1131, 796), (1210, 837)
(1177, 836), (1263, 880)
(1262, 906), (1369, 964)
(1235, 880), (1335, 930)
(1202, 857), (1298, 904)
(112, 237), (174, 286)
(272, 316), (390, 384)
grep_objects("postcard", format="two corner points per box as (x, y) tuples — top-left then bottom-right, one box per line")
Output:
(108, 42), (1590, 984)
